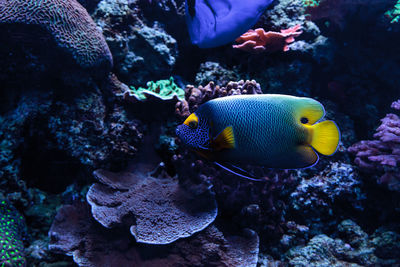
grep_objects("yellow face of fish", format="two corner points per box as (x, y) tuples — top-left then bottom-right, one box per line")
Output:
(183, 113), (199, 128)
(176, 113), (211, 150)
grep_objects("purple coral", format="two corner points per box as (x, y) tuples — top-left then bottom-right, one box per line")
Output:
(0, 0), (112, 72)
(175, 80), (262, 118)
(87, 166), (217, 244)
(349, 100), (400, 191)
(49, 202), (259, 267)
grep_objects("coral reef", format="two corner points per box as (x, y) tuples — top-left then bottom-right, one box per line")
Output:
(0, 83), (144, 204)
(93, 0), (178, 85)
(0, 199), (27, 267)
(286, 219), (400, 266)
(233, 25), (303, 53)
(258, 0), (323, 52)
(385, 0), (400, 23)
(175, 80), (263, 118)
(0, 94), (52, 208)
(49, 202), (259, 267)
(0, 0), (112, 74)
(48, 89), (143, 168)
(195, 62), (240, 87)
(304, 0), (392, 29)
(0, 0), (399, 265)
(87, 166), (217, 244)
(122, 77), (184, 102)
(172, 80), (300, 250)
(289, 162), (365, 229)
(302, 0), (320, 8)
(349, 100), (400, 192)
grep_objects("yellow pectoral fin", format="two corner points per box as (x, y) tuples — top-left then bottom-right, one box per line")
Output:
(310, 120), (340, 156)
(212, 126), (235, 150)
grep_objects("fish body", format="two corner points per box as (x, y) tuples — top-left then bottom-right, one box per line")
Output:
(185, 0), (274, 48)
(176, 94), (340, 169)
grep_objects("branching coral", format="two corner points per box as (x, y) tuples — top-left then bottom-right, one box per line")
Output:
(0, 0), (112, 73)
(349, 100), (400, 192)
(0, 199), (27, 267)
(233, 25), (303, 53)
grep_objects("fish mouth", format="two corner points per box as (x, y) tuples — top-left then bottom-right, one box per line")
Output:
(175, 125), (186, 142)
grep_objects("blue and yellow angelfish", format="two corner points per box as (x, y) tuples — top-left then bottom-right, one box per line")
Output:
(176, 94), (340, 171)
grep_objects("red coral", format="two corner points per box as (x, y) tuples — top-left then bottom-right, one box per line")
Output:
(0, 0), (112, 72)
(232, 25), (302, 53)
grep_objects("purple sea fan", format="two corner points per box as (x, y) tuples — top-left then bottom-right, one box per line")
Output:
(348, 100), (400, 191)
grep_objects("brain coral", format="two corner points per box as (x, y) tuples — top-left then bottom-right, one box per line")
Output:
(0, 0), (112, 72)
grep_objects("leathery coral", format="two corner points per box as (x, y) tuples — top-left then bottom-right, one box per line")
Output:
(349, 100), (400, 191)
(233, 25), (302, 53)
(49, 202), (260, 267)
(87, 167), (217, 244)
(0, 0), (112, 73)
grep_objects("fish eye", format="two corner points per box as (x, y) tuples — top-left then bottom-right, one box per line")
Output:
(300, 117), (309, 124)
(189, 120), (198, 129)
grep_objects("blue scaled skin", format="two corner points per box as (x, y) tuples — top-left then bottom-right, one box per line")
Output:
(176, 94), (340, 169)
(185, 0), (274, 48)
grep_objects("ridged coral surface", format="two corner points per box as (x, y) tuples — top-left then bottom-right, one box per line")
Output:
(0, 0), (112, 71)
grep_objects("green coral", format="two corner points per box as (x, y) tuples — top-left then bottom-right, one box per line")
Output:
(303, 0), (320, 8)
(128, 77), (184, 101)
(0, 200), (27, 267)
(385, 1), (400, 23)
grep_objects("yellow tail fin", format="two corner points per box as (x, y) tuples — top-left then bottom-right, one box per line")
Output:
(310, 120), (340, 156)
